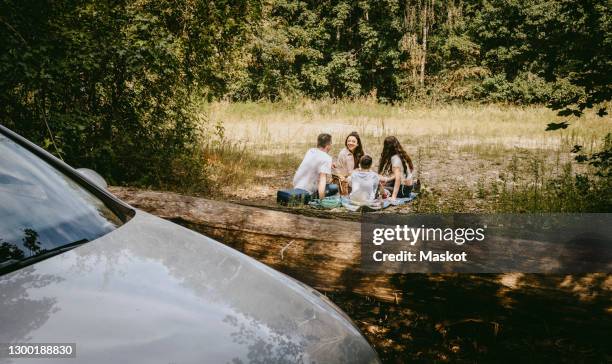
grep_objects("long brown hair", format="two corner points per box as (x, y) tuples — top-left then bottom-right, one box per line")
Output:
(345, 131), (364, 167)
(378, 136), (413, 175)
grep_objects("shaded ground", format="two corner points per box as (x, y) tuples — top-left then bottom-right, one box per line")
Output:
(327, 273), (611, 363)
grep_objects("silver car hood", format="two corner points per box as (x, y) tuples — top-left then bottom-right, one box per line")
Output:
(0, 211), (378, 364)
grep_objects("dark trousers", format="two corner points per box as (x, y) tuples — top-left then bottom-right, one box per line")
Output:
(296, 184), (339, 199)
(385, 182), (413, 198)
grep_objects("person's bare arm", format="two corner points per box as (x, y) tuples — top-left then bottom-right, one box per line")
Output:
(391, 167), (401, 199)
(318, 172), (327, 198)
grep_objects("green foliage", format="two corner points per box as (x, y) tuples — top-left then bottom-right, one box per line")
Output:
(573, 133), (612, 178)
(223, 0), (611, 109)
(0, 0), (256, 189)
(471, 0), (611, 115)
(326, 51), (362, 98)
(474, 72), (584, 105)
(3, 1), (609, 107)
(230, 0), (406, 101)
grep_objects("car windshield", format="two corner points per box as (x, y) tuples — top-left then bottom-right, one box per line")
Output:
(0, 134), (123, 272)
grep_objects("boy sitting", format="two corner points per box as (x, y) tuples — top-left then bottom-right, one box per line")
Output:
(348, 155), (380, 204)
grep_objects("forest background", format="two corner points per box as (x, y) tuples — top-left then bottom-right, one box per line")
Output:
(1, 0), (610, 211)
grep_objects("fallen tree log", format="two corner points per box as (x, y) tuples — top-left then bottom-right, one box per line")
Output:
(108, 187), (611, 306)
(108, 187), (393, 299)
(109, 187), (360, 242)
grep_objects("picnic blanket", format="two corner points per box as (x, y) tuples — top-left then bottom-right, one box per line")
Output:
(308, 193), (418, 212)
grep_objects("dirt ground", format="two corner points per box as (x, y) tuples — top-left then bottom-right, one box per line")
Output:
(327, 273), (612, 363)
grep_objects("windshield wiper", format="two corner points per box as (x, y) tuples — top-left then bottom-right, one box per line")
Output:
(0, 239), (88, 275)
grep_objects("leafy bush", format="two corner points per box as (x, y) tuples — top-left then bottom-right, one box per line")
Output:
(0, 0), (255, 190)
(473, 72), (585, 105)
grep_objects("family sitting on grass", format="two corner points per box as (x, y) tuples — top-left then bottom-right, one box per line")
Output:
(284, 132), (418, 209)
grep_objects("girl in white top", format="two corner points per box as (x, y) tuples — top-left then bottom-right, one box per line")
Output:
(334, 132), (365, 177)
(378, 136), (414, 199)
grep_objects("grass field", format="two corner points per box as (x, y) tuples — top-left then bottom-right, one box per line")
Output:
(198, 100), (611, 212)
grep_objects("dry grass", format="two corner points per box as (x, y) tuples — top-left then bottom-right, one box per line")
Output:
(197, 99), (611, 212)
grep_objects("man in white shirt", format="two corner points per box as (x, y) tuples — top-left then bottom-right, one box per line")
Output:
(293, 133), (338, 198)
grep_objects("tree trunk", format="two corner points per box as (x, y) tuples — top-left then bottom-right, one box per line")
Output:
(109, 187), (611, 305)
(419, 0), (429, 87)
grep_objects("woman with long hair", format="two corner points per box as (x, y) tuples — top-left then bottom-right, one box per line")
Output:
(378, 136), (414, 199)
(335, 131), (365, 176)
(333, 131), (365, 194)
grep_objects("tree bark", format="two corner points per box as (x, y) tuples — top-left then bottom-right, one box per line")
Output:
(109, 187), (611, 305)
(419, 0), (429, 87)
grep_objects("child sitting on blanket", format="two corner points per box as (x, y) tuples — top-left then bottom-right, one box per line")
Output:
(348, 155), (380, 204)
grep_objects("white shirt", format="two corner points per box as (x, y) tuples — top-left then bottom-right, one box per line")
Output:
(391, 154), (413, 182)
(293, 148), (332, 194)
(349, 170), (380, 203)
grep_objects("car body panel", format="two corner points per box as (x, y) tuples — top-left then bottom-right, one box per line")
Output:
(0, 210), (379, 364)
